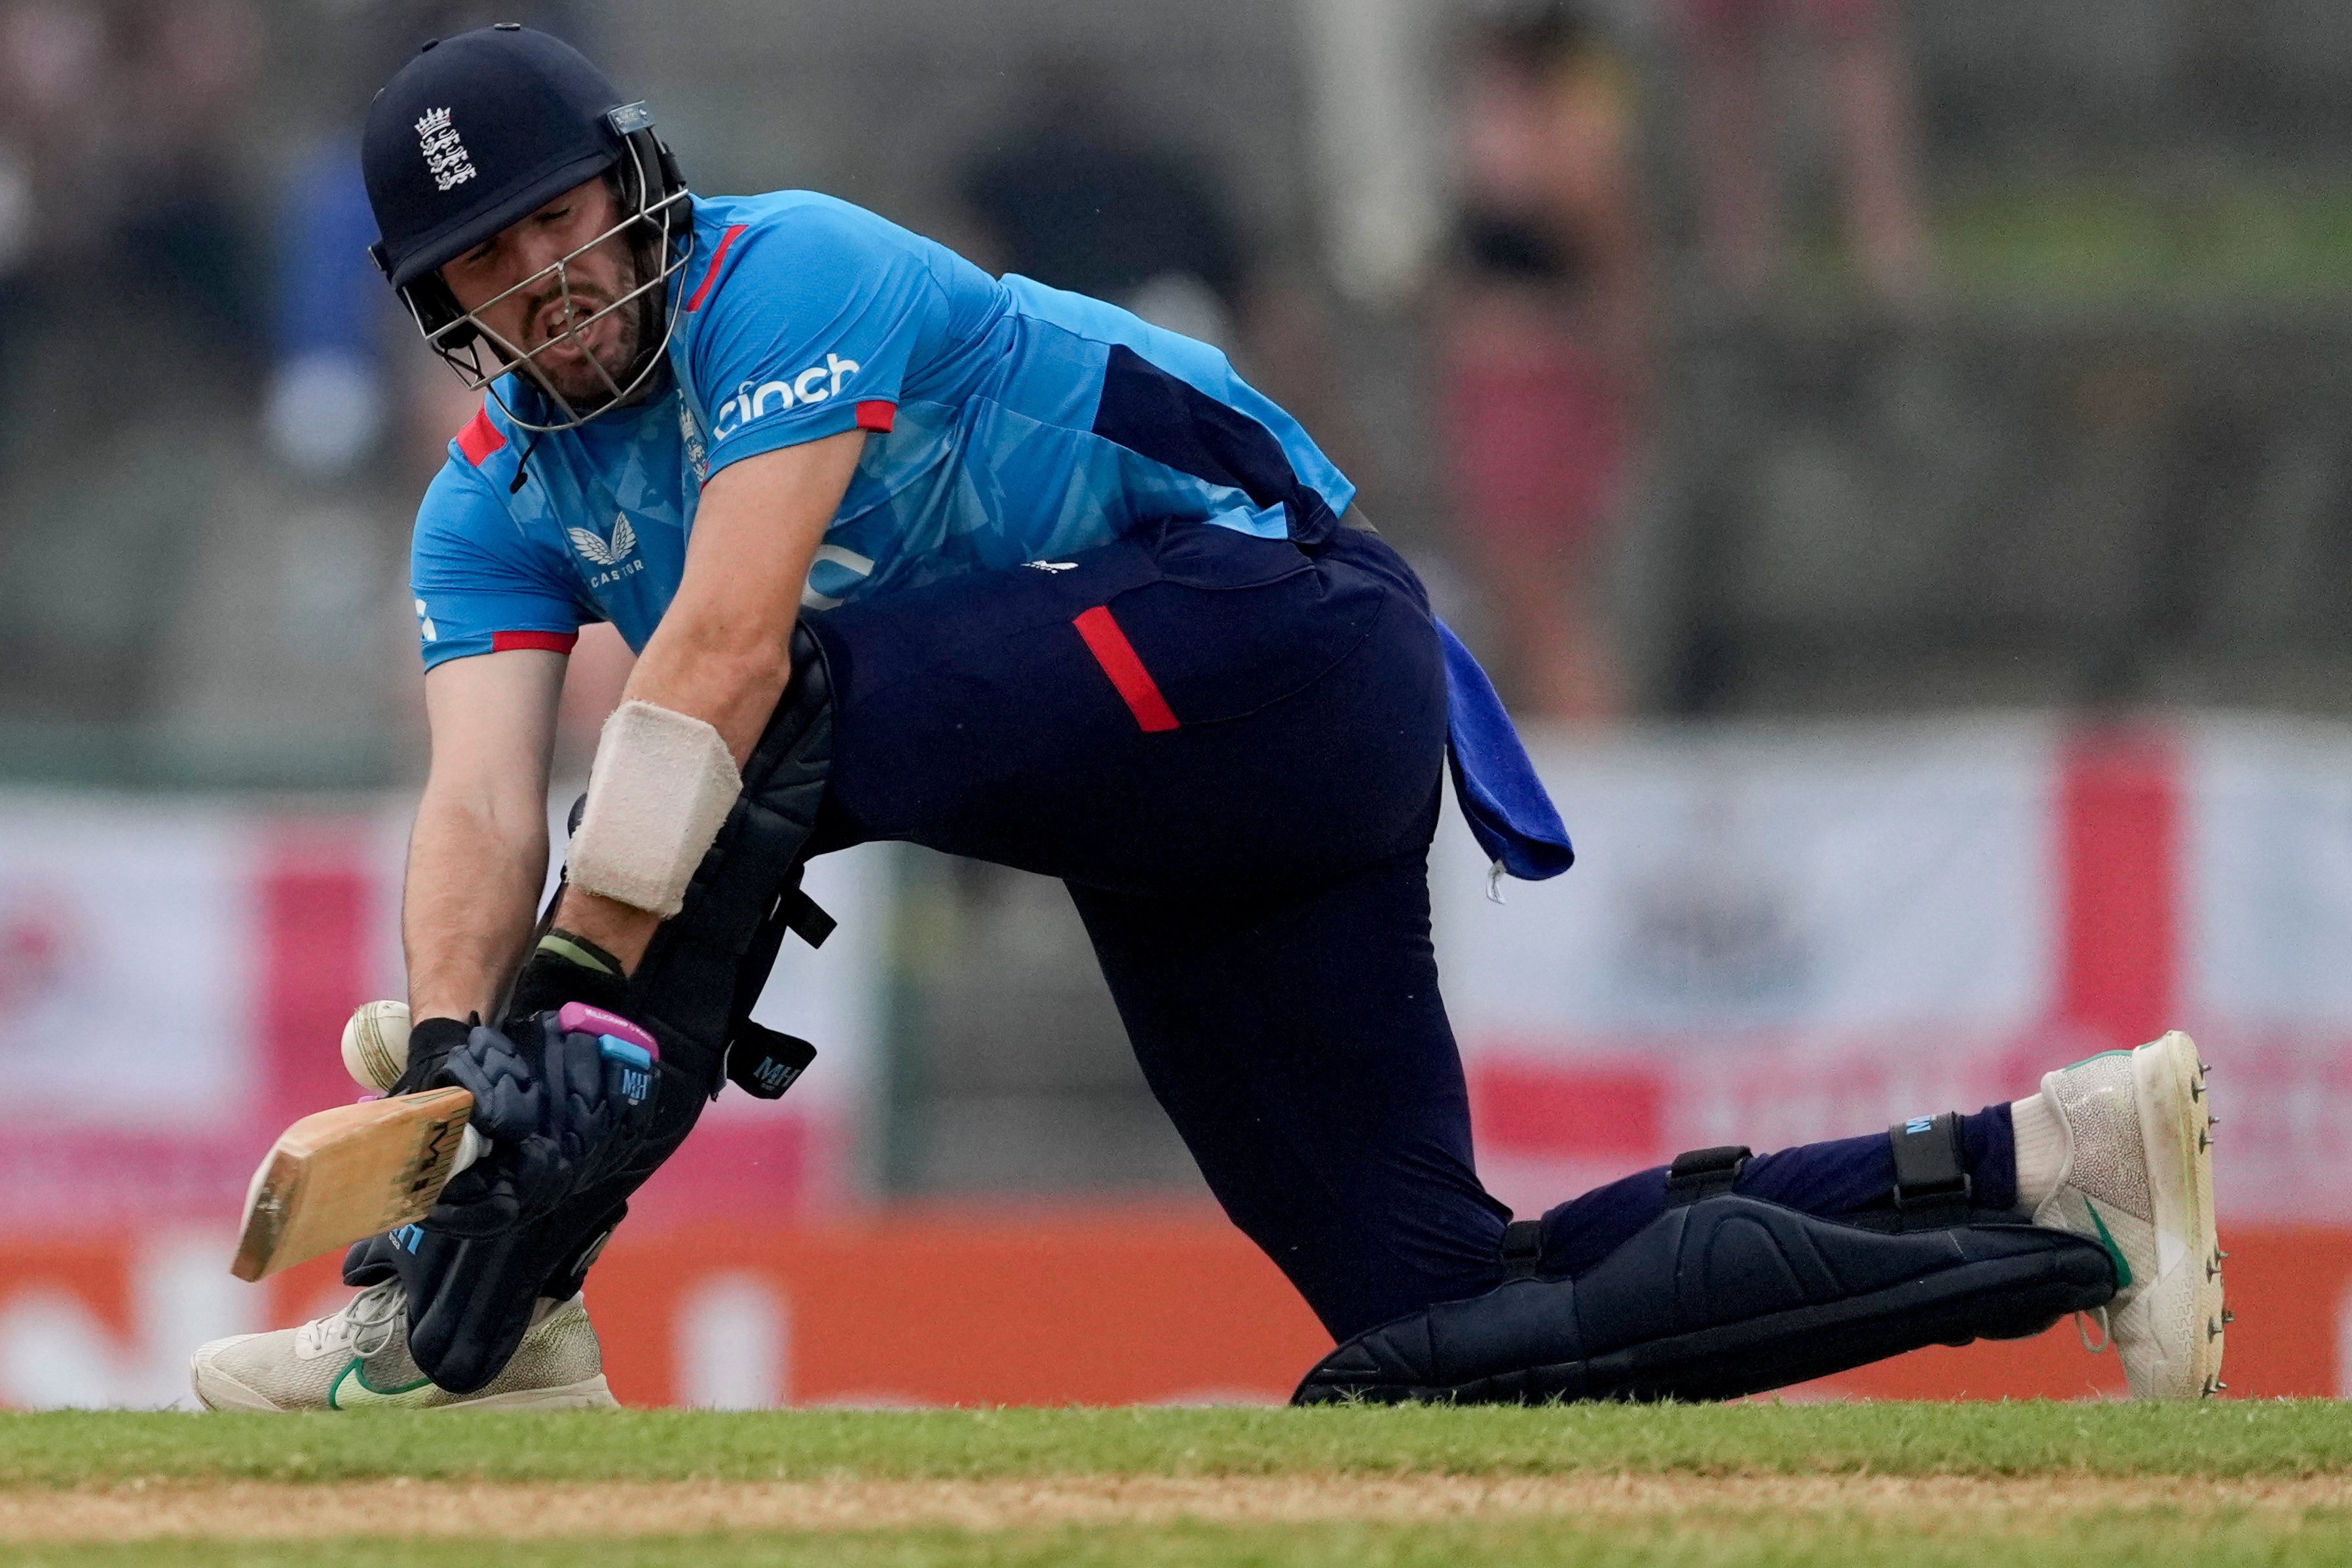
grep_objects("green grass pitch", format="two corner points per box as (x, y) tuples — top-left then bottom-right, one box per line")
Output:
(2, 1402), (2348, 1567)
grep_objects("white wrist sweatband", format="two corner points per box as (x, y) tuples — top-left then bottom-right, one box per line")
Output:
(565, 700), (742, 918)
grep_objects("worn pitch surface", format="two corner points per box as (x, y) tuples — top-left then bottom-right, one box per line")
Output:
(2, 1404), (2347, 1565)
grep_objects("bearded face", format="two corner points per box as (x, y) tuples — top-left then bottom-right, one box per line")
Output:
(439, 174), (662, 413)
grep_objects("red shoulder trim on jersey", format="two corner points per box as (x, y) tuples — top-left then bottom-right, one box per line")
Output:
(855, 400), (897, 433)
(684, 223), (748, 312)
(456, 405), (506, 466)
(491, 630), (578, 655)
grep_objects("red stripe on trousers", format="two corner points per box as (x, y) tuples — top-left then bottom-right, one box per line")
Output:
(1072, 607), (1180, 733)
(259, 827), (373, 1129)
(2057, 728), (2178, 1050)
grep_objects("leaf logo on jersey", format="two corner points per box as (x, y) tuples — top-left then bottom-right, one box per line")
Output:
(568, 514), (638, 568)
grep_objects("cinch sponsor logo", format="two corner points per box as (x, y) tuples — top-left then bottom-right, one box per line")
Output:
(711, 354), (861, 438)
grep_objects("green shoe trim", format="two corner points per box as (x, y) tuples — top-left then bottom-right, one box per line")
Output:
(329, 1358), (439, 1410)
(2084, 1199), (2133, 1291)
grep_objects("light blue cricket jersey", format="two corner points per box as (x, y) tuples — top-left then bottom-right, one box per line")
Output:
(407, 190), (1356, 667)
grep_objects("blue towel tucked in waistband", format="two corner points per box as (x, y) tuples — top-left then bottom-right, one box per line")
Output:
(1436, 618), (1575, 881)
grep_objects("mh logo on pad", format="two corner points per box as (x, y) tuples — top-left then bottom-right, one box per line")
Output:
(597, 1031), (656, 1105)
(752, 1056), (802, 1094)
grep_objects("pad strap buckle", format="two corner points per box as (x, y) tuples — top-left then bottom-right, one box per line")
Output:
(1499, 1219), (1545, 1282)
(776, 883), (835, 950)
(1664, 1145), (1750, 1207)
(1888, 1110), (1973, 1231)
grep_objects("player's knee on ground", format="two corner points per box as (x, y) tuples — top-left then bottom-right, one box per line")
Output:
(1294, 1126), (2118, 1405)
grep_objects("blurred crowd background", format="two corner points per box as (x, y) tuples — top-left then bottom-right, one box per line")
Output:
(5, 0), (2351, 1201)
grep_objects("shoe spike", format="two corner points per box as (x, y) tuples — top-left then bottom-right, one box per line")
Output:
(2199, 1127), (2211, 1152)
(2217, 1246), (2230, 1260)
(2222, 1307), (2235, 1324)
(2208, 1316), (2224, 1341)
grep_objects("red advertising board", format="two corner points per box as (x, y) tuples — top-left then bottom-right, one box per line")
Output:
(0, 1216), (2338, 1408)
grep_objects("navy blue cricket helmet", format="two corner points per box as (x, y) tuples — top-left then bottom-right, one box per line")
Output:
(362, 24), (693, 429)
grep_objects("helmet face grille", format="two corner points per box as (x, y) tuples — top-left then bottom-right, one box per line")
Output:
(401, 130), (695, 435)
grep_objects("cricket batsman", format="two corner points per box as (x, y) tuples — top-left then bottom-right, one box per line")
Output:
(192, 26), (2221, 1410)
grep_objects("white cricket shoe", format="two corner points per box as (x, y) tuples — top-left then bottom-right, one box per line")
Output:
(191, 1282), (620, 1411)
(2027, 1030), (2224, 1398)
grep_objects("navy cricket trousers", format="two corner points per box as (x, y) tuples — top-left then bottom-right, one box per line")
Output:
(804, 519), (2019, 1343)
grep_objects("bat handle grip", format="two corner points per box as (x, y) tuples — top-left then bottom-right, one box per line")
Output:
(454, 1123), (491, 1176)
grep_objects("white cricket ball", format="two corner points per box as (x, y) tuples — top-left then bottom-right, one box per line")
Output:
(341, 999), (412, 1092)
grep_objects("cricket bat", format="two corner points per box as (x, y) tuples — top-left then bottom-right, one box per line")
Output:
(229, 1088), (481, 1282)
(230, 1000), (658, 1282)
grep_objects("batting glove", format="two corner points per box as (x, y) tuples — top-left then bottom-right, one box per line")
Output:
(427, 1002), (663, 1238)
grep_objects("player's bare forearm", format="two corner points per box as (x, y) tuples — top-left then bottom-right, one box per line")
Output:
(404, 782), (548, 1021)
(627, 430), (865, 758)
(553, 429), (865, 968)
(406, 648), (567, 1021)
